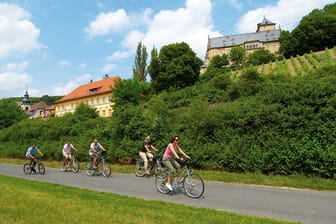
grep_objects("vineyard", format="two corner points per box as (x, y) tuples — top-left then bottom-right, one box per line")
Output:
(259, 47), (336, 76)
(229, 47), (336, 78)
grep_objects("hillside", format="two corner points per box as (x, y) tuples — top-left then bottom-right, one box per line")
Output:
(257, 47), (336, 76)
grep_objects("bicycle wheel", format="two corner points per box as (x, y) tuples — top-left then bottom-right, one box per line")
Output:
(100, 161), (111, 178)
(183, 173), (204, 198)
(23, 163), (32, 175)
(134, 158), (146, 177)
(37, 162), (46, 175)
(155, 170), (170, 194)
(86, 160), (95, 176)
(60, 161), (67, 172)
(72, 160), (80, 173)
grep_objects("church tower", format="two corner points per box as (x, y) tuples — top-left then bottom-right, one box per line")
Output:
(21, 90), (31, 112)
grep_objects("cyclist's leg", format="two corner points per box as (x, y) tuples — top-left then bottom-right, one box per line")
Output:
(63, 151), (70, 165)
(162, 159), (176, 185)
(139, 151), (149, 174)
(146, 152), (154, 170)
(170, 159), (181, 181)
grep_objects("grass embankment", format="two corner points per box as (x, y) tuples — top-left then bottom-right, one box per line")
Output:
(1, 158), (335, 191)
(0, 175), (298, 224)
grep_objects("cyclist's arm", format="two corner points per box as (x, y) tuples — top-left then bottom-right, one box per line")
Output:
(38, 150), (44, 157)
(177, 147), (190, 159)
(144, 144), (151, 153)
(151, 145), (159, 152)
(99, 143), (106, 151)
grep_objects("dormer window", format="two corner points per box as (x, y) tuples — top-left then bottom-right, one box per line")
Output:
(89, 87), (98, 94)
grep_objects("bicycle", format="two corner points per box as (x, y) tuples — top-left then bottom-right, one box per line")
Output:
(134, 152), (165, 177)
(155, 158), (204, 198)
(23, 157), (46, 175)
(61, 152), (80, 173)
(86, 151), (111, 177)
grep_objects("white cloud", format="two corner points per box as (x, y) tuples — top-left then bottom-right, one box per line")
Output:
(122, 30), (145, 50)
(58, 60), (71, 67)
(226, 0), (243, 9)
(141, 0), (214, 59)
(0, 72), (32, 98)
(106, 51), (132, 61)
(235, 0), (336, 33)
(0, 3), (41, 58)
(101, 63), (117, 74)
(80, 63), (86, 68)
(2, 61), (29, 72)
(38, 74), (92, 96)
(85, 9), (130, 37)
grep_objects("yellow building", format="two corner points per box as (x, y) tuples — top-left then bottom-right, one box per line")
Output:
(202, 17), (281, 72)
(54, 76), (120, 117)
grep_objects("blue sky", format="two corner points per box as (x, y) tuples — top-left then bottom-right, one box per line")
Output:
(0, 0), (334, 98)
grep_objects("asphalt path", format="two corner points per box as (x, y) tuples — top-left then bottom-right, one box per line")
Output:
(0, 163), (335, 224)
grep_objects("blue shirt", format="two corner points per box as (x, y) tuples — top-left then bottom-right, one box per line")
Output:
(26, 146), (39, 156)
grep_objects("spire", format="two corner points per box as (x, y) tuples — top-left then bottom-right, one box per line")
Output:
(22, 88), (30, 105)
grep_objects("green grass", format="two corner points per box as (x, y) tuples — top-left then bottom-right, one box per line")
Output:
(0, 175), (298, 224)
(1, 158), (335, 191)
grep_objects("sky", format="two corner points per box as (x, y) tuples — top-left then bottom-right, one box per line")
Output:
(0, 0), (334, 98)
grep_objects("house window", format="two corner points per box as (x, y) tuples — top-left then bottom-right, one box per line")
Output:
(89, 88), (98, 94)
(91, 99), (95, 105)
(97, 98), (100, 104)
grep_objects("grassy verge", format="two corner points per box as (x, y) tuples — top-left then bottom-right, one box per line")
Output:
(0, 175), (298, 224)
(1, 157), (335, 191)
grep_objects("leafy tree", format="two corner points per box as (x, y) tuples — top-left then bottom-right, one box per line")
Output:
(208, 54), (229, 69)
(148, 42), (203, 92)
(73, 102), (98, 120)
(247, 49), (276, 65)
(111, 78), (149, 108)
(229, 46), (246, 67)
(280, 3), (336, 57)
(279, 30), (298, 58)
(0, 99), (27, 129)
(133, 41), (148, 82)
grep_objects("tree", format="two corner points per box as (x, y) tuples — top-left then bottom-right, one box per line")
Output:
(229, 46), (246, 67)
(148, 42), (203, 92)
(280, 3), (336, 57)
(279, 30), (298, 58)
(133, 42), (148, 82)
(73, 103), (98, 120)
(0, 99), (28, 129)
(247, 49), (276, 65)
(111, 78), (149, 108)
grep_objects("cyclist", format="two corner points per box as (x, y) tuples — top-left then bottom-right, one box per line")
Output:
(25, 143), (44, 173)
(162, 136), (190, 191)
(89, 138), (106, 169)
(62, 140), (78, 167)
(140, 136), (159, 175)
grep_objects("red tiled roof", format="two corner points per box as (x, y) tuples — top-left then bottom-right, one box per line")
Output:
(55, 76), (120, 103)
(30, 101), (48, 111)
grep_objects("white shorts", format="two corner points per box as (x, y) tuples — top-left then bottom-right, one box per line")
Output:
(89, 151), (98, 158)
(63, 151), (72, 159)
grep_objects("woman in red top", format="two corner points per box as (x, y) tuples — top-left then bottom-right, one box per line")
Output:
(162, 136), (190, 191)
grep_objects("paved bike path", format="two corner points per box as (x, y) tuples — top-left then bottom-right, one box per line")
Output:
(0, 164), (335, 224)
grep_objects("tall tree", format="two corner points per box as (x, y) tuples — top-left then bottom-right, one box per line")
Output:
(280, 3), (336, 57)
(229, 46), (246, 67)
(133, 41), (148, 82)
(148, 42), (202, 92)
